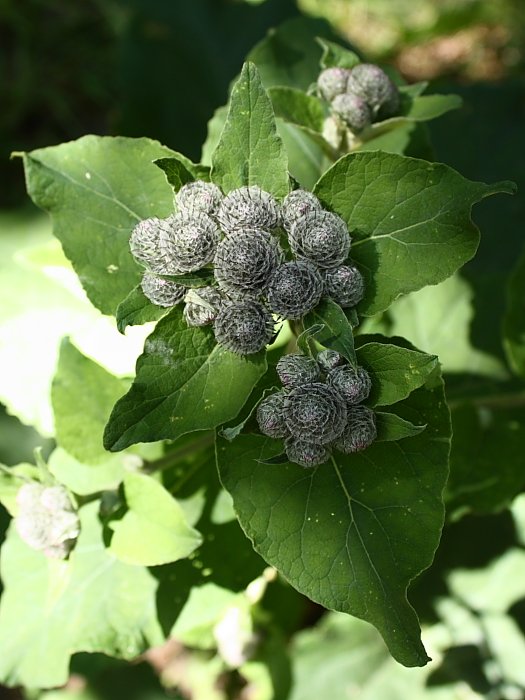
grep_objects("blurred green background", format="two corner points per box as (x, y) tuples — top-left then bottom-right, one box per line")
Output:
(1, 0), (525, 698)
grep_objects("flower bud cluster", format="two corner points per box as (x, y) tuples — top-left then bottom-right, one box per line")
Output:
(257, 350), (376, 467)
(317, 63), (400, 136)
(129, 181), (364, 354)
(14, 483), (80, 559)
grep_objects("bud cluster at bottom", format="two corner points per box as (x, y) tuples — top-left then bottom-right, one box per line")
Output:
(256, 350), (376, 468)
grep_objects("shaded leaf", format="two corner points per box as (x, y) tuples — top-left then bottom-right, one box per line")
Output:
(304, 299), (356, 365)
(22, 136), (178, 315)
(375, 412), (426, 442)
(504, 247), (525, 378)
(154, 154), (209, 191)
(317, 37), (360, 70)
(211, 63), (289, 199)
(269, 87), (325, 132)
(104, 308), (267, 451)
(217, 370), (450, 667)
(314, 151), (516, 316)
(109, 472), (202, 566)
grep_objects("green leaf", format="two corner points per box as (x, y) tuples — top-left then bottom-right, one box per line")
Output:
(109, 472), (202, 566)
(313, 151), (516, 316)
(162, 268), (215, 287)
(375, 412), (426, 442)
(276, 119), (330, 190)
(444, 379), (525, 517)
(304, 299), (356, 365)
(217, 369), (450, 667)
(115, 284), (168, 334)
(47, 447), (125, 496)
(52, 340), (129, 465)
(355, 337), (438, 406)
(154, 153), (210, 191)
(269, 87), (325, 133)
(366, 94), (463, 139)
(104, 307), (267, 451)
(0, 502), (164, 688)
(504, 247), (525, 378)
(378, 275), (508, 379)
(211, 63), (289, 198)
(317, 37), (360, 70)
(21, 136), (177, 315)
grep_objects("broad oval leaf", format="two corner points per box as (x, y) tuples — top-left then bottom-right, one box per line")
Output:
(116, 284), (168, 334)
(217, 369), (450, 667)
(313, 151), (516, 316)
(0, 503), (163, 688)
(211, 62), (289, 198)
(21, 135), (178, 315)
(104, 307), (267, 451)
(109, 472), (202, 566)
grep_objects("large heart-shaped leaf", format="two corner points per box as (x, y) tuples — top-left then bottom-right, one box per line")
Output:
(217, 367), (450, 667)
(313, 151), (515, 316)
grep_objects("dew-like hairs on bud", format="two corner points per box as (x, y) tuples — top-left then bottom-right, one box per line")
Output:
(130, 217), (173, 273)
(327, 364), (372, 405)
(289, 210), (351, 270)
(281, 190), (322, 232)
(266, 261), (323, 320)
(317, 349), (344, 373)
(176, 180), (223, 216)
(214, 229), (282, 297)
(276, 354), (320, 389)
(317, 67), (350, 102)
(214, 300), (275, 355)
(256, 391), (289, 439)
(283, 383), (347, 445)
(346, 63), (400, 118)
(183, 286), (224, 327)
(141, 272), (186, 308)
(217, 186), (280, 234)
(334, 405), (377, 454)
(158, 212), (221, 273)
(285, 437), (330, 468)
(331, 93), (372, 133)
(324, 264), (365, 308)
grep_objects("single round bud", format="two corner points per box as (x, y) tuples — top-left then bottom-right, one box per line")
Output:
(331, 93), (372, 133)
(217, 186), (280, 234)
(317, 67), (350, 102)
(266, 261), (323, 320)
(281, 190), (322, 232)
(176, 180), (223, 216)
(283, 383), (347, 445)
(183, 286), (224, 327)
(327, 365), (372, 405)
(346, 63), (400, 119)
(285, 438), (330, 468)
(324, 264), (365, 308)
(214, 300), (274, 355)
(317, 349), (343, 373)
(276, 354), (320, 389)
(141, 272), (186, 308)
(130, 217), (172, 273)
(159, 212), (221, 273)
(256, 391), (288, 438)
(334, 405), (377, 454)
(289, 211), (351, 270)
(214, 229), (282, 297)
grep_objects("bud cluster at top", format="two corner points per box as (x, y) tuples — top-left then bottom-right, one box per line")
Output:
(317, 63), (400, 146)
(14, 482), (80, 559)
(256, 349), (376, 468)
(129, 181), (365, 355)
